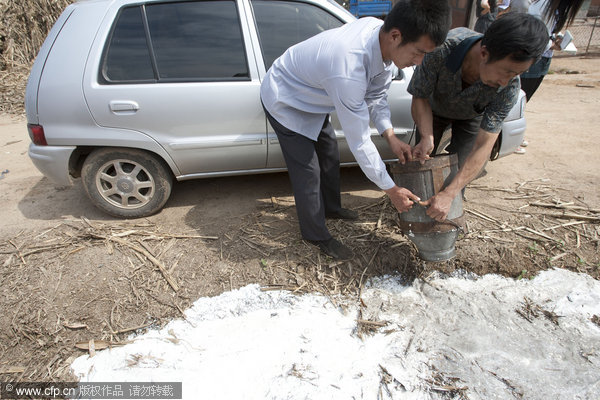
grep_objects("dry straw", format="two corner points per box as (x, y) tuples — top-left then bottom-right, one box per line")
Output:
(0, 0), (72, 113)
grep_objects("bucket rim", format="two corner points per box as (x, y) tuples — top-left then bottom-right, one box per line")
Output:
(389, 153), (458, 173)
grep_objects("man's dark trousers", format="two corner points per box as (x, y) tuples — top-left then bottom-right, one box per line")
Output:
(264, 110), (341, 242)
(419, 114), (484, 168)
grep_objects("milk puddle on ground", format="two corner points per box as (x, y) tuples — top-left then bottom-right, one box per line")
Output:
(72, 268), (600, 399)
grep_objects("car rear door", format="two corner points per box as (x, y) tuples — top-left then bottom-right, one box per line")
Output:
(83, 0), (266, 177)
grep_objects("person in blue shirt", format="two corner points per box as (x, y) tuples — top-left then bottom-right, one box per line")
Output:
(520, 0), (586, 101)
(260, 0), (451, 260)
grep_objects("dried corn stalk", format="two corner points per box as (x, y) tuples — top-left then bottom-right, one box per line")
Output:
(0, 0), (73, 113)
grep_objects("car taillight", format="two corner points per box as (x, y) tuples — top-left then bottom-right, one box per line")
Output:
(27, 123), (48, 146)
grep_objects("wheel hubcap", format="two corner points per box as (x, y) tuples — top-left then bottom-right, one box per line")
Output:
(116, 178), (134, 194)
(96, 159), (155, 209)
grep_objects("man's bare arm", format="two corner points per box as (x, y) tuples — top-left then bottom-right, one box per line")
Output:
(411, 97), (435, 162)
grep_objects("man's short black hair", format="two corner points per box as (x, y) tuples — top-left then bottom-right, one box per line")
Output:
(482, 12), (549, 63)
(382, 0), (451, 47)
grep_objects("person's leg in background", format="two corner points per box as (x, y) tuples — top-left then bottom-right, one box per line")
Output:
(518, 56), (552, 153)
(520, 76), (545, 101)
(520, 56), (552, 101)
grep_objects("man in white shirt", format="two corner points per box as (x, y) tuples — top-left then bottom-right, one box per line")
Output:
(260, 0), (451, 259)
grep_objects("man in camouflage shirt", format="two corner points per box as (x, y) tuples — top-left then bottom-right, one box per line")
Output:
(408, 12), (548, 222)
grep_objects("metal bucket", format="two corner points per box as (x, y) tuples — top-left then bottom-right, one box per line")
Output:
(389, 154), (464, 262)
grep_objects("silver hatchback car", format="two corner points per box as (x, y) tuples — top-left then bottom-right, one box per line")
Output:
(26, 0), (527, 218)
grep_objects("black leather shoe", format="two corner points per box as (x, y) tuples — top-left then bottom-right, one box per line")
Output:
(307, 238), (354, 260)
(325, 208), (358, 220)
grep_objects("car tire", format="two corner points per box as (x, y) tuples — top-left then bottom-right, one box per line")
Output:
(81, 148), (172, 218)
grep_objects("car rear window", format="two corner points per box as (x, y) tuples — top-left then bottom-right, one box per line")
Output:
(101, 1), (249, 83)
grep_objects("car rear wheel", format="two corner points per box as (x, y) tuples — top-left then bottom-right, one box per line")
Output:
(81, 148), (172, 218)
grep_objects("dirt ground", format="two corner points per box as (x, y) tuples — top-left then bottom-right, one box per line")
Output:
(0, 56), (599, 383)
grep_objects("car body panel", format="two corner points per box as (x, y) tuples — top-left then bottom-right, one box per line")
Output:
(496, 93), (527, 158)
(34, 2), (105, 146)
(498, 117), (526, 158)
(25, 5), (76, 125)
(28, 144), (76, 186)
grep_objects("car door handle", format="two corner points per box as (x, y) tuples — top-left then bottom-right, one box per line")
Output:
(109, 101), (139, 113)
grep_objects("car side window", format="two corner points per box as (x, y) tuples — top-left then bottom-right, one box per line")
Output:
(146, 1), (248, 80)
(101, 1), (249, 83)
(103, 7), (154, 82)
(252, 0), (344, 69)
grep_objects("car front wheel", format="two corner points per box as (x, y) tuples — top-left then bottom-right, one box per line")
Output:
(81, 148), (172, 218)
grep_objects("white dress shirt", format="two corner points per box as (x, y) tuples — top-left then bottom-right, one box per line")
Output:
(260, 17), (396, 190)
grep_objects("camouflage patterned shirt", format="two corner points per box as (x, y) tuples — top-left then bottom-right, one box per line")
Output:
(407, 27), (520, 134)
